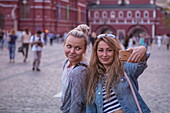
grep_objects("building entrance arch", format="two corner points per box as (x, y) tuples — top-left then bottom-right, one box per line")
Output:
(95, 25), (116, 35)
(127, 25), (149, 37)
(0, 13), (4, 29)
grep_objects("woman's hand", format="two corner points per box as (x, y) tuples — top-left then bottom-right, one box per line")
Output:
(127, 46), (147, 63)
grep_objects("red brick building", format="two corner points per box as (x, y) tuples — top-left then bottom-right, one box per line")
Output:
(88, 0), (170, 39)
(0, 0), (88, 34)
(0, 0), (169, 37)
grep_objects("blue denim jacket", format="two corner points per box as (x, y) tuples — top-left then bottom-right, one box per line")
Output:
(86, 53), (151, 113)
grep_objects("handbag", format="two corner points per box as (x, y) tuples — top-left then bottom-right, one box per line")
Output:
(18, 46), (23, 52)
(124, 72), (143, 113)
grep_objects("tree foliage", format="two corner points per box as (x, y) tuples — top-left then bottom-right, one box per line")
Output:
(162, 2), (170, 29)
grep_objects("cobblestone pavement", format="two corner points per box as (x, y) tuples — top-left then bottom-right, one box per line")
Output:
(139, 44), (170, 113)
(0, 42), (170, 113)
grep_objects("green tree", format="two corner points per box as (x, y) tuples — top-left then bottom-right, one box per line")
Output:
(162, 2), (170, 29)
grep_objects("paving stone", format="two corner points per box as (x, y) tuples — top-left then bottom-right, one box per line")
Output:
(0, 42), (170, 113)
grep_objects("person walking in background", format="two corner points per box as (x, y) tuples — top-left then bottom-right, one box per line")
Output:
(86, 34), (151, 113)
(90, 32), (97, 46)
(149, 36), (153, 50)
(63, 31), (68, 41)
(8, 29), (17, 63)
(48, 31), (54, 46)
(60, 24), (89, 113)
(0, 29), (4, 50)
(2, 29), (8, 49)
(123, 34), (129, 49)
(127, 33), (134, 48)
(165, 34), (170, 50)
(144, 34), (150, 50)
(30, 31), (44, 71)
(21, 28), (31, 62)
(139, 33), (145, 46)
(43, 30), (48, 45)
(157, 34), (162, 49)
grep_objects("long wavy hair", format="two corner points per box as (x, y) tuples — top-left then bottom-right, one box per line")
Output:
(86, 36), (124, 104)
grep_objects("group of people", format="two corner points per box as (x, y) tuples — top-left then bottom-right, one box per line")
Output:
(2, 24), (152, 112)
(60, 24), (151, 113)
(157, 34), (170, 50)
(1, 28), (45, 71)
(123, 33), (152, 50)
(127, 33), (170, 50)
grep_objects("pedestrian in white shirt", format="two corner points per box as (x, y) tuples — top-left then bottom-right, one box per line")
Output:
(157, 34), (162, 49)
(30, 31), (44, 71)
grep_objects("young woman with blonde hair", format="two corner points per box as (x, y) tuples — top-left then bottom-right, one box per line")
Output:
(86, 34), (151, 113)
(60, 24), (89, 113)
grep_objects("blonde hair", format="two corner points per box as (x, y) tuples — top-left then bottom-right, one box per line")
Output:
(11, 29), (16, 36)
(86, 36), (124, 104)
(64, 24), (89, 49)
(76, 24), (89, 36)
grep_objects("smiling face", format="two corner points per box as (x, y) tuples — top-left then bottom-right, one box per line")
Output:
(64, 35), (86, 66)
(97, 41), (114, 69)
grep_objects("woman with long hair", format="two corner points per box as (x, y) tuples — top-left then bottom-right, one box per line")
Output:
(21, 28), (31, 62)
(86, 34), (151, 113)
(60, 24), (89, 113)
(8, 29), (17, 63)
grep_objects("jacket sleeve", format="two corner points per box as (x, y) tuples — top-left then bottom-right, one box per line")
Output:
(124, 51), (150, 80)
(69, 67), (87, 113)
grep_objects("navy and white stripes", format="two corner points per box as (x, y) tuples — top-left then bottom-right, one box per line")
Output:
(103, 86), (122, 113)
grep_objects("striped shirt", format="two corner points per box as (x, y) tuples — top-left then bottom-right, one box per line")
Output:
(103, 85), (122, 113)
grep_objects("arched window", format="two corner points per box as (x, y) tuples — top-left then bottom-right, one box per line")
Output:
(135, 11), (140, 18)
(110, 11), (115, 18)
(118, 11), (124, 18)
(20, 0), (30, 18)
(127, 11), (132, 18)
(144, 11), (149, 18)
(0, 14), (4, 29)
(94, 11), (99, 18)
(102, 11), (107, 18)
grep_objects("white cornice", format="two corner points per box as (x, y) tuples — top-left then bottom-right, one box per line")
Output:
(60, 0), (69, 2)
(92, 22), (157, 25)
(0, 0), (18, 1)
(78, 2), (86, 7)
(34, 0), (51, 3)
(30, 5), (52, 9)
(0, 3), (17, 7)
